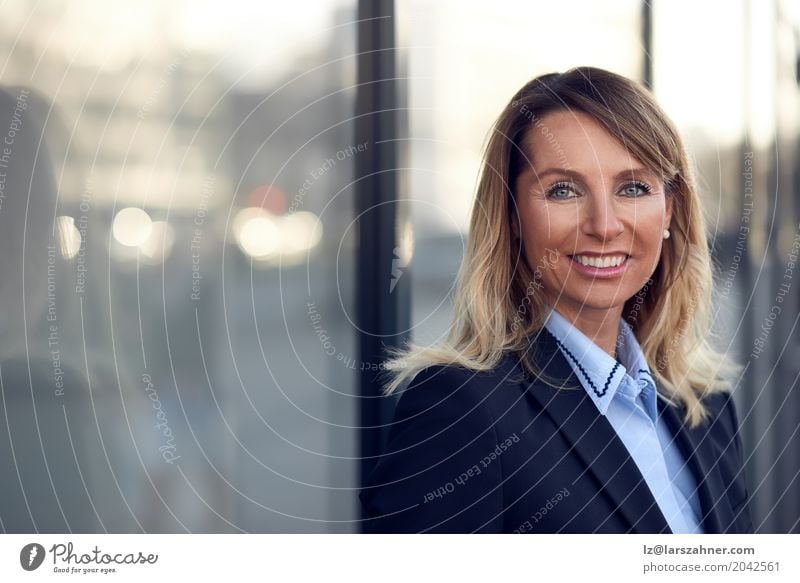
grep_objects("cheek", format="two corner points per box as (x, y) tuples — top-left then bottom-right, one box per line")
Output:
(630, 201), (669, 227)
(631, 210), (668, 248)
(518, 202), (576, 255)
(518, 222), (571, 284)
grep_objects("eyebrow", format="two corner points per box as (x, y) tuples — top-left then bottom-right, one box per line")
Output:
(533, 167), (659, 181)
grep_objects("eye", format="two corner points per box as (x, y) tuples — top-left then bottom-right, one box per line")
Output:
(546, 181), (579, 200)
(619, 180), (653, 197)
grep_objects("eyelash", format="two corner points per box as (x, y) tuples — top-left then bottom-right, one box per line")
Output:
(544, 180), (654, 199)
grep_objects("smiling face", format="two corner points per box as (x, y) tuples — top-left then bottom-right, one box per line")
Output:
(513, 109), (673, 328)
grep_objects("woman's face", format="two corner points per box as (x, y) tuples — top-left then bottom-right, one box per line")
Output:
(514, 109), (672, 324)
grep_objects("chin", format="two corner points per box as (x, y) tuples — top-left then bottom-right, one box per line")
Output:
(557, 292), (632, 313)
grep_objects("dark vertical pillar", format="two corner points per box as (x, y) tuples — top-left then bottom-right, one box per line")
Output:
(354, 0), (408, 523)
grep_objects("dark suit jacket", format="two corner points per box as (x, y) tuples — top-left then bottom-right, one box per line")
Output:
(359, 328), (754, 533)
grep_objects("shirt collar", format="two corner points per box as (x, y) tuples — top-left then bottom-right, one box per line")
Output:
(616, 316), (658, 423)
(543, 307), (657, 422)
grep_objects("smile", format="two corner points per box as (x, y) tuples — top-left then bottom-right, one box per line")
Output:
(571, 254), (628, 268)
(568, 254), (630, 277)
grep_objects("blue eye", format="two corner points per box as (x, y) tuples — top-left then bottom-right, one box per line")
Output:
(620, 180), (653, 197)
(546, 181), (579, 199)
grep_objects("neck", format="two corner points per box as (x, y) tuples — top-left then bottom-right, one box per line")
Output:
(549, 303), (623, 359)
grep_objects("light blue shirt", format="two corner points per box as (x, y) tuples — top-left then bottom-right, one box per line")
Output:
(544, 307), (704, 534)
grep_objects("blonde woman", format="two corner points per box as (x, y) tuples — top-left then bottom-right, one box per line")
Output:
(359, 67), (753, 534)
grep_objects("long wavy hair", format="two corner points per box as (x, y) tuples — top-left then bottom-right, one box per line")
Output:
(382, 66), (739, 428)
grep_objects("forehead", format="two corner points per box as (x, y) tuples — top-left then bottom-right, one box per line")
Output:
(521, 109), (646, 173)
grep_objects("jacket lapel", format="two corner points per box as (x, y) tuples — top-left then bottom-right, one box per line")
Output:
(656, 395), (729, 533)
(522, 328), (671, 533)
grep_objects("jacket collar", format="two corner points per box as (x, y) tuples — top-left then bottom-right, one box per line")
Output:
(521, 326), (730, 533)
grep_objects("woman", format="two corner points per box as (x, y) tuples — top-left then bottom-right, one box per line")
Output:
(359, 67), (753, 534)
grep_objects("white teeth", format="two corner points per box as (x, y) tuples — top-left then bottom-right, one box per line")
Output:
(572, 255), (627, 268)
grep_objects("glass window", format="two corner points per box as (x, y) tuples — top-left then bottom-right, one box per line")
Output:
(0, 0), (358, 533)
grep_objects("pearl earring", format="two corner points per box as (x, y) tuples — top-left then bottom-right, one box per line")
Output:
(663, 229), (670, 239)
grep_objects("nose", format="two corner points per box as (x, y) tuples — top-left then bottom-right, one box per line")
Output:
(581, 190), (624, 241)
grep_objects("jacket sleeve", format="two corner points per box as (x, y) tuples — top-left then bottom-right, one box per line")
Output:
(359, 366), (505, 533)
(725, 394), (754, 533)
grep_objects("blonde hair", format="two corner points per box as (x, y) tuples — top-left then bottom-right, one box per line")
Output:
(382, 67), (740, 428)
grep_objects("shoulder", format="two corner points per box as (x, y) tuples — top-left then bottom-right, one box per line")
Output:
(362, 361), (515, 532)
(696, 389), (744, 433)
(408, 353), (524, 389)
(392, 355), (524, 425)
(383, 355), (527, 454)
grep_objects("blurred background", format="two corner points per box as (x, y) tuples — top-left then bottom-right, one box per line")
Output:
(0, 0), (797, 533)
